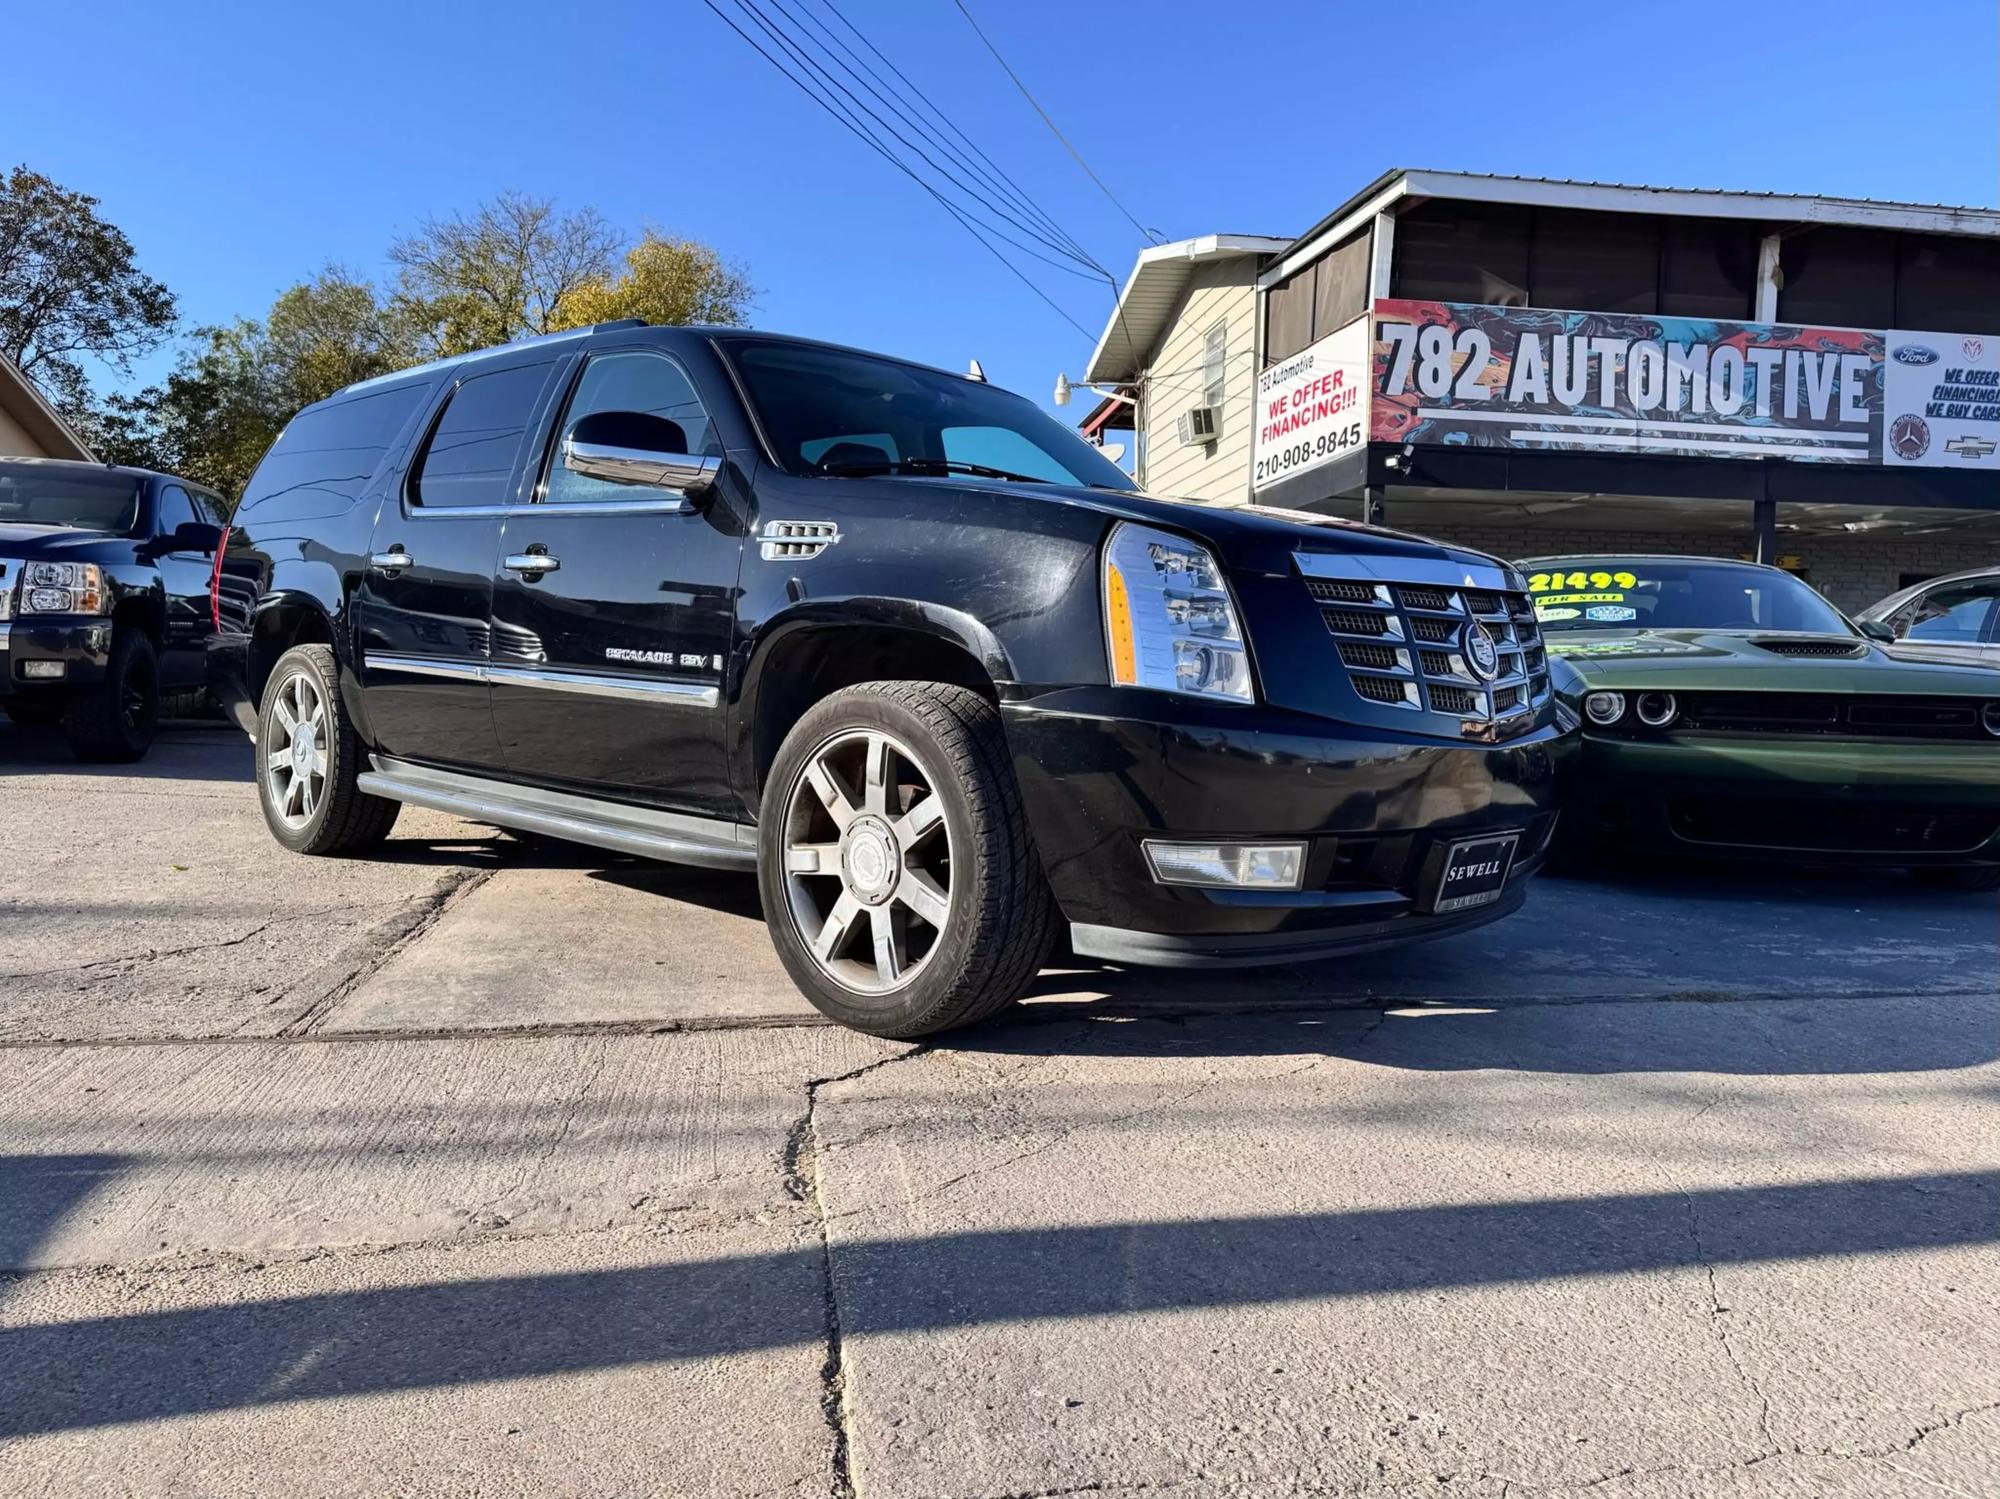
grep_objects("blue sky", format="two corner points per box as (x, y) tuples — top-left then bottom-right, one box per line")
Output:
(5, 0), (1996, 417)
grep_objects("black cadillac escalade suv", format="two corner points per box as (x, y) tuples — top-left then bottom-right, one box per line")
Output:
(210, 322), (1567, 1037)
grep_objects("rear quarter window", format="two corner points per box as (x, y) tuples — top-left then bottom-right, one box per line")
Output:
(237, 384), (430, 523)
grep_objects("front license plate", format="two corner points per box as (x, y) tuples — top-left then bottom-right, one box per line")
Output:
(1427, 832), (1520, 914)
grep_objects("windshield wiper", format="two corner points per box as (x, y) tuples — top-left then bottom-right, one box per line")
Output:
(816, 458), (1051, 485)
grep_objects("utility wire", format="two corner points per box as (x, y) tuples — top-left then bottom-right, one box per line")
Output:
(729, 0), (1101, 280)
(701, 0), (1097, 338)
(950, 0), (1165, 247)
(773, 0), (1105, 275)
(816, 0), (1108, 273)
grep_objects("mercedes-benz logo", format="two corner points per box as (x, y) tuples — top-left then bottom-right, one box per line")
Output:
(1462, 622), (1500, 682)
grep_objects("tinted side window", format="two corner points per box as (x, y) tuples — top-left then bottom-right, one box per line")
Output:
(544, 352), (714, 505)
(239, 385), (428, 518)
(412, 363), (552, 508)
(1903, 585), (1999, 643)
(156, 484), (199, 535)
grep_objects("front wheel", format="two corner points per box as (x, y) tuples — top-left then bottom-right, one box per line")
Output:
(64, 628), (158, 762)
(758, 682), (1057, 1039)
(257, 644), (400, 855)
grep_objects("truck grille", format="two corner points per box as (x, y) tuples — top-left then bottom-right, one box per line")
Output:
(1298, 554), (1550, 736)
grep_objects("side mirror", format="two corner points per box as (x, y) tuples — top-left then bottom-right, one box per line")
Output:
(562, 410), (720, 501)
(1858, 618), (1896, 643)
(162, 520), (224, 555)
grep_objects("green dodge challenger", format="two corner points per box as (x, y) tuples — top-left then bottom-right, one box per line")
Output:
(1525, 556), (2000, 889)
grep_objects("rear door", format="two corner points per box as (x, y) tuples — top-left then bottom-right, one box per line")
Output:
(353, 358), (560, 770)
(488, 345), (741, 811)
(150, 482), (214, 689)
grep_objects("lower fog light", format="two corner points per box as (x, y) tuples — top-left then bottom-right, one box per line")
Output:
(1143, 841), (1305, 890)
(20, 660), (65, 680)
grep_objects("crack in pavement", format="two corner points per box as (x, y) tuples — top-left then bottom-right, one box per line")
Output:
(1677, 1182), (1780, 1459)
(0, 901), (378, 982)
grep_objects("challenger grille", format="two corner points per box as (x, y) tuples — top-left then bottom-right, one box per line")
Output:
(1674, 693), (1995, 741)
(1300, 555), (1550, 736)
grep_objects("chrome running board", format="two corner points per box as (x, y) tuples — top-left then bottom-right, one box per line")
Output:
(358, 756), (757, 871)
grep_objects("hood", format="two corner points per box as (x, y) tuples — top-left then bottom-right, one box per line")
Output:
(1546, 628), (2000, 695)
(0, 521), (140, 563)
(931, 477), (1515, 581)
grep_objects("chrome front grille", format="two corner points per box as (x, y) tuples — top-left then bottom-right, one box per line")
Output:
(1296, 551), (1551, 736)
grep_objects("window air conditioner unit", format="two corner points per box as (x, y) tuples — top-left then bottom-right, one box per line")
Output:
(1176, 406), (1219, 446)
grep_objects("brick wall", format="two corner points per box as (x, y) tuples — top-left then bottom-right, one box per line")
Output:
(1412, 524), (1999, 613)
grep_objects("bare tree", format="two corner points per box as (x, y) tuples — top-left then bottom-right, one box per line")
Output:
(388, 192), (619, 358)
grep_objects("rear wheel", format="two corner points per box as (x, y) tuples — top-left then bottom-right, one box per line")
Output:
(63, 629), (159, 762)
(1913, 865), (2000, 892)
(758, 682), (1056, 1039)
(257, 644), (400, 855)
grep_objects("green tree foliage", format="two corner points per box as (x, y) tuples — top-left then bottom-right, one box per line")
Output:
(0, 165), (176, 419)
(553, 231), (753, 330)
(95, 268), (404, 502)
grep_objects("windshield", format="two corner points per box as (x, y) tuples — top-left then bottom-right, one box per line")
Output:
(720, 337), (1134, 491)
(0, 463), (143, 533)
(1525, 559), (1853, 635)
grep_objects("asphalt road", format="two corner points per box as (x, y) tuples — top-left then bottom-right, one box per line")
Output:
(1, 719), (1995, 1497)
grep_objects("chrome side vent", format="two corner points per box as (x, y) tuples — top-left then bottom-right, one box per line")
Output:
(759, 520), (841, 561)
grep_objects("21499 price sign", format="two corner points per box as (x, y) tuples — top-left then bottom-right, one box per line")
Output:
(1254, 419), (1364, 486)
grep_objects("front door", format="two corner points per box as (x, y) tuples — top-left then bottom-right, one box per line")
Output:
(352, 358), (559, 771)
(1892, 580), (2000, 664)
(150, 482), (217, 691)
(489, 347), (742, 812)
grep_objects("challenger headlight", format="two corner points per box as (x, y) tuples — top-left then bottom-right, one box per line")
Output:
(1583, 691), (1627, 726)
(1102, 522), (1253, 703)
(18, 561), (109, 615)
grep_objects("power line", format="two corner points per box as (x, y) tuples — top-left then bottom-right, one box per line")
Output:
(950, 0), (1165, 247)
(700, 0), (1098, 339)
(772, 0), (1106, 276)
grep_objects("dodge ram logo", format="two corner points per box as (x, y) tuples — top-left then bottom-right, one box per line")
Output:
(1462, 622), (1500, 682)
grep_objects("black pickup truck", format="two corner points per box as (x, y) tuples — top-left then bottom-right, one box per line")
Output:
(209, 322), (1567, 1036)
(2, 457), (226, 760)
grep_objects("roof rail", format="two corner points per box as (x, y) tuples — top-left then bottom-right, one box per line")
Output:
(339, 319), (651, 396)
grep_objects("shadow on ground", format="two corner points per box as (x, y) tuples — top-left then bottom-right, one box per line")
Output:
(0, 1162), (1989, 1439)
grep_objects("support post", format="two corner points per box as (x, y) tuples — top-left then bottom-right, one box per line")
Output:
(1753, 497), (1777, 566)
(1363, 486), (1387, 528)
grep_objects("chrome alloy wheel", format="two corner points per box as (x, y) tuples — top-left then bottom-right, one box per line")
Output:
(263, 671), (329, 829)
(781, 728), (953, 994)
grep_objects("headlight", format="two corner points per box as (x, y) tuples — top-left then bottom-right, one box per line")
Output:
(1583, 691), (1626, 726)
(1102, 522), (1253, 703)
(18, 561), (108, 615)
(1635, 691), (1678, 728)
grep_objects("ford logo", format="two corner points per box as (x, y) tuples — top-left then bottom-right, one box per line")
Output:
(1894, 345), (1940, 366)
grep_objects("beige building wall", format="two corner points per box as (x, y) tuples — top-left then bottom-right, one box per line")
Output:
(1140, 261), (1257, 502)
(0, 402), (48, 458)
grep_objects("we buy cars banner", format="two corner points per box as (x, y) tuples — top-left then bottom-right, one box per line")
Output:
(1882, 329), (2000, 470)
(1370, 299), (1884, 464)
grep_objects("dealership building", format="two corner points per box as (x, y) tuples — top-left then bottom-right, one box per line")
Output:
(1079, 170), (2000, 611)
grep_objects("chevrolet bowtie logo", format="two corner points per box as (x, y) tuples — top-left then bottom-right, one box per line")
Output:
(1945, 435), (1998, 460)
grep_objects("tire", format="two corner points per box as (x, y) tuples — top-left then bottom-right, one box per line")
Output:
(4, 698), (65, 727)
(758, 681), (1057, 1039)
(1913, 865), (2000, 892)
(63, 629), (159, 762)
(256, 644), (400, 855)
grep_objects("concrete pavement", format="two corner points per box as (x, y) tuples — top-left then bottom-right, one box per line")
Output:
(1, 719), (1995, 1496)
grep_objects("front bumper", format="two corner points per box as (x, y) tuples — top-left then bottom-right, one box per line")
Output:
(0, 616), (114, 697)
(1567, 733), (2000, 865)
(1002, 687), (1569, 967)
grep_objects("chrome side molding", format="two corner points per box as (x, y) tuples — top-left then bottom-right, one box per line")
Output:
(365, 652), (719, 708)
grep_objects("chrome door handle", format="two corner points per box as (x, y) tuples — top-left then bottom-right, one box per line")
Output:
(368, 549), (413, 575)
(503, 552), (560, 576)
